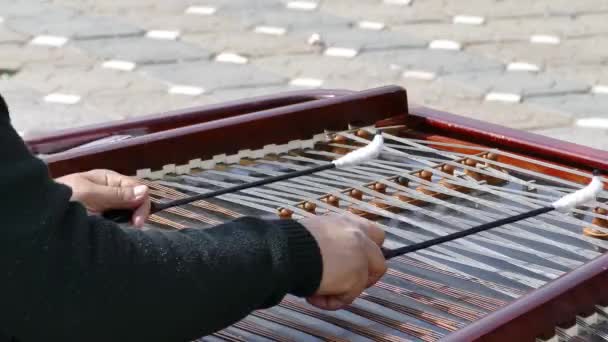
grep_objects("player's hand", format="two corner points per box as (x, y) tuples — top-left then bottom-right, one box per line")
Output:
(56, 169), (151, 227)
(301, 213), (387, 310)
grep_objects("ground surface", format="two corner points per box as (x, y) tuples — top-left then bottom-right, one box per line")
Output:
(2, 0), (608, 150)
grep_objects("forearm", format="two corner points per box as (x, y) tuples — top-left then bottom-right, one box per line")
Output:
(0, 93), (322, 341)
(6, 213), (320, 341)
(1, 157), (321, 342)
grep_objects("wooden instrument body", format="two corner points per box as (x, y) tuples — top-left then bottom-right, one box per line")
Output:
(27, 86), (608, 341)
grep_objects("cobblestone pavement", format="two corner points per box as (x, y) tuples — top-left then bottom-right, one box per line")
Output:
(2, 0), (608, 150)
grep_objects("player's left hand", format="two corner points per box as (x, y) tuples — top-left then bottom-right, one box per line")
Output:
(56, 169), (151, 227)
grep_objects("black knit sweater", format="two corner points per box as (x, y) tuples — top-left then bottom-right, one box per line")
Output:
(0, 94), (322, 341)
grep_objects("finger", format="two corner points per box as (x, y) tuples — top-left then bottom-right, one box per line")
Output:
(364, 239), (387, 287)
(306, 295), (346, 311)
(81, 169), (120, 186)
(331, 267), (367, 308)
(85, 183), (148, 211)
(83, 170), (142, 189)
(132, 193), (151, 228)
(344, 214), (385, 246)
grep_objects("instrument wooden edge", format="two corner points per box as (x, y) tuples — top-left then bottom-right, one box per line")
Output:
(42, 85), (408, 177)
(26, 89), (354, 155)
(442, 252), (608, 342)
(409, 105), (608, 173)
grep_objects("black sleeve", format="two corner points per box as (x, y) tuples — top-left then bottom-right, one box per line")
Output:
(0, 94), (322, 342)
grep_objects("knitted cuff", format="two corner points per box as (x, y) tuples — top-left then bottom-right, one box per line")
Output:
(273, 219), (323, 297)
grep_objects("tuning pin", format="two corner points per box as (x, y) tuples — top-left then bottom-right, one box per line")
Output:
(436, 164), (462, 191)
(395, 176), (409, 187)
(418, 170), (433, 182)
(370, 182), (387, 193)
(301, 202), (316, 214)
(441, 164), (455, 175)
(349, 189), (364, 201)
(356, 129), (373, 139)
(332, 134), (348, 143)
(583, 207), (608, 240)
(416, 170), (436, 196)
(277, 207), (294, 219)
(323, 195), (340, 207)
(483, 153), (506, 185)
(463, 158), (484, 181)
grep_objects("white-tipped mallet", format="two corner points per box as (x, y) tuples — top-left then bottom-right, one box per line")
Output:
(383, 172), (604, 259)
(103, 135), (385, 223)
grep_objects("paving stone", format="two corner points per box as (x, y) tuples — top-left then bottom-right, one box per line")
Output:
(50, 0), (156, 15)
(6, 11), (142, 39)
(392, 16), (590, 46)
(253, 54), (401, 85)
(39, 65), (150, 96)
(114, 8), (246, 33)
(2, 43), (97, 70)
(74, 37), (211, 64)
(312, 27), (427, 51)
(445, 70), (589, 98)
(528, 94), (608, 118)
(440, 0), (608, 19)
(573, 14), (608, 37)
(181, 31), (313, 57)
(532, 126), (608, 151)
(547, 64), (608, 86)
(189, 0), (284, 12)
(412, 96), (573, 130)
(139, 60), (287, 91)
(466, 36), (608, 68)
(319, 0), (446, 25)
(8, 64), (60, 93)
(2, 0), (608, 151)
(0, 25), (29, 43)
(224, 8), (351, 34)
(359, 49), (504, 76)
(1, 86), (121, 133)
(0, 0), (58, 18)
(395, 76), (486, 104)
(85, 86), (218, 119)
(209, 85), (301, 103)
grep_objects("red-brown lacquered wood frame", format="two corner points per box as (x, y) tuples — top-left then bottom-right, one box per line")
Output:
(37, 86), (407, 177)
(27, 89), (353, 155)
(28, 85), (608, 342)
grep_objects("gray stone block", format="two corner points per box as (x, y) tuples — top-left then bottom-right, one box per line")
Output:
(181, 31), (313, 57)
(359, 49), (504, 75)
(253, 54), (401, 84)
(0, 25), (29, 43)
(85, 86), (218, 119)
(210, 85), (299, 102)
(319, 0), (446, 25)
(414, 96), (572, 130)
(114, 8), (247, 34)
(224, 8), (350, 33)
(445, 70), (590, 98)
(74, 36), (211, 64)
(139, 60), (287, 91)
(1, 86), (121, 133)
(313, 27), (427, 51)
(7, 12), (142, 39)
(2, 43), (97, 69)
(0, 0), (58, 18)
(466, 37), (608, 69)
(528, 94), (608, 118)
